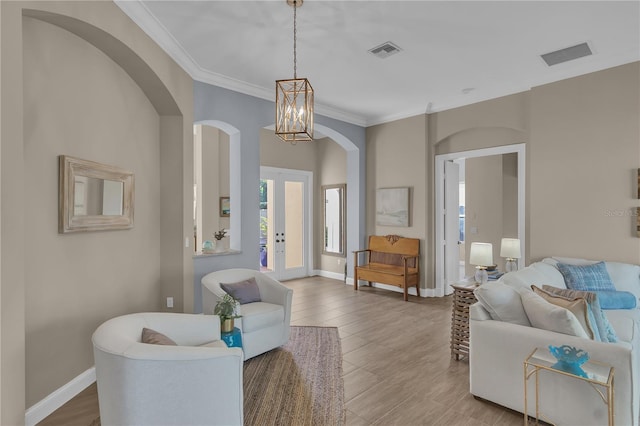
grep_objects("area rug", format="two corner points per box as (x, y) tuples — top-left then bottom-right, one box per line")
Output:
(89, 326), (344, 426)
(243, 325), (345, 426)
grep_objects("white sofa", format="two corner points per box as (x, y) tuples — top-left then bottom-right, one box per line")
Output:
(201, 268), (293, 360)
(470, 257), (640, 426)
(92, 312), (243, 426)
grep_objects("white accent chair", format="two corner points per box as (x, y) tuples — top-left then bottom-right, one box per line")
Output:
(201, 268), (293, 359)
(92, 312), (243, 426)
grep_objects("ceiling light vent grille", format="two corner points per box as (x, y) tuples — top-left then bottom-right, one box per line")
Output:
(369, 41), (402, 59)
(541, 42), (592, 66)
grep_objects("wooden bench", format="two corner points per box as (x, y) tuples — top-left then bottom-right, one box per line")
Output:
(353, 235), (420, 301)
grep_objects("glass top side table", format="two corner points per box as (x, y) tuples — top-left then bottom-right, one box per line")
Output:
(523, 347), (614, 425)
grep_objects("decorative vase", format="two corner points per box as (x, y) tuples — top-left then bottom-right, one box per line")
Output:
(221, 318), (234, 333)
(202, 240), (214, 253)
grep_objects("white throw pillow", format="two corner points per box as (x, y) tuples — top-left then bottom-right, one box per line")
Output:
(474, 282), (531, 326)
(520, 291), (589, 338)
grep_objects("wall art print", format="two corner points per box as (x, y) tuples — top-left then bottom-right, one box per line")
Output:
(220, 196), (230, 217)
(376, 187), (410, 227)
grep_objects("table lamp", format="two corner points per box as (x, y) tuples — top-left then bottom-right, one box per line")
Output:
(500, 238), (521, 273)
(470, 242), (493, 284)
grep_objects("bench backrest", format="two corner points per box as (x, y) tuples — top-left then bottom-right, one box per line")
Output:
(368, 235), (419, 268)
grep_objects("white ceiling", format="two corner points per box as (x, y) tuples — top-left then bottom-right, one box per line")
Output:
(116, 1), (640, 127)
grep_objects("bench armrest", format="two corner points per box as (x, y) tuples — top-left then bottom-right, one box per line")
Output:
(353, 249), (371, 267)
(401, 255), (418, 260)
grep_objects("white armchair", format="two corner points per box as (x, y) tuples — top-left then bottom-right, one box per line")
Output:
(201, 268), (293, 359)
(92, 312), (243, 426)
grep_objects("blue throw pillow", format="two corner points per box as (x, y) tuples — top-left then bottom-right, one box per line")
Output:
(557, 262), (616, 292)
(590, 299), (619, 343)
(593, 290), (637, 310)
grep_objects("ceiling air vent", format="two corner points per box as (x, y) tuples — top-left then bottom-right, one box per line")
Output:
(369, 41), (402, 59)
(541, 42), (592, 66)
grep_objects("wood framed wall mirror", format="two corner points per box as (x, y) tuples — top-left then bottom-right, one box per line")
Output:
(59, 155), (134, 233)
(322, 184), (346, 257)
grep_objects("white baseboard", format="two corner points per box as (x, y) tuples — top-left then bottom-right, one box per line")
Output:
(314, 269), (346, 282)
(25, 367), (96, 426)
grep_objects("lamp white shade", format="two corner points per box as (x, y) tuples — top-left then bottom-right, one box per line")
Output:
(500, 238), (521, 259)
(469, 242), (493, 267)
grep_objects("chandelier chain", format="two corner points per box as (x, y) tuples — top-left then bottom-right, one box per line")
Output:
(293, 0), (297, 79)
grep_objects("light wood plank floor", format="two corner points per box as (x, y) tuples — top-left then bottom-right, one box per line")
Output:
(39, 276), (521, 425)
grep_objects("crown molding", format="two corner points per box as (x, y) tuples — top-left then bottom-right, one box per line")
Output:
(115, 0), (368, 127)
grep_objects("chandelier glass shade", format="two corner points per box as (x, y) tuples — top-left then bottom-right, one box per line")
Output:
(275, 0), (314, 143)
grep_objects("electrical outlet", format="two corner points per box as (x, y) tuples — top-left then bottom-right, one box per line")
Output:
(337, 258), (342, 265)
(167, 297), (174, 308)
(184, 237), (190, 248)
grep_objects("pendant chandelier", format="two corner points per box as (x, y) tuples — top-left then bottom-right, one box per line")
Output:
(275, 0), (314, 143)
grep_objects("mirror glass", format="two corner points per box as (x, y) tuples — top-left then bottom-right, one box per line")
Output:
(59, 155), (134, 233)
(73, 176), (124, 216)
(322, 184), (346, 256)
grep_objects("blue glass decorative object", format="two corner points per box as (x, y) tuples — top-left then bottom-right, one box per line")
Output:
(549, 345), (589, 378)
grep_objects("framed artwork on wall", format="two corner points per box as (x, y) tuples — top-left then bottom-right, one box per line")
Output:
(220, 196), (230, 217)
(376, 187), (410, 227)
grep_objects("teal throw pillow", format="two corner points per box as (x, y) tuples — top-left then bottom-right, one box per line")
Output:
(542, 285), (618, 343)
(557, 262), (616, 292)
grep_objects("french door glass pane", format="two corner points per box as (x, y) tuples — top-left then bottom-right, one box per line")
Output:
(284, 181), (303, 269)
(259, 179), (274, 272)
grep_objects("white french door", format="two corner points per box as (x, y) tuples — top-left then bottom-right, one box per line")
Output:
(260, 167), (311, 281)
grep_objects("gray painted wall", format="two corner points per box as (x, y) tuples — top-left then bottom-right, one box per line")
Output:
(192, 81), (365, 313)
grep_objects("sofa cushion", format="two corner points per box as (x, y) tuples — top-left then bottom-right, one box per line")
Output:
(541, 286), (618, 343)
(604, 309), (640, 343)
(603, 262), (640, 300)
(499, 262), (566, 291)
(240, 302), (284, 333)
(557, 262), (616, 292)
(545, 256), (598, 266)
(531, 286), (595, 340)
(141, 328), (177, 346)
(474, 282), (531, 326)
(220, 277), (262, 305)
(520, 291), (589, 338)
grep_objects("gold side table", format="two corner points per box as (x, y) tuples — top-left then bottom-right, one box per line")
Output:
(450, 282), (478, 361)
(523, 347), (614, 426)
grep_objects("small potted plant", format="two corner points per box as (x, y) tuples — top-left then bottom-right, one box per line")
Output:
(214, 293), (241, 333)
(214, 228), (227, 241)
(213, 229), (227, 252)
